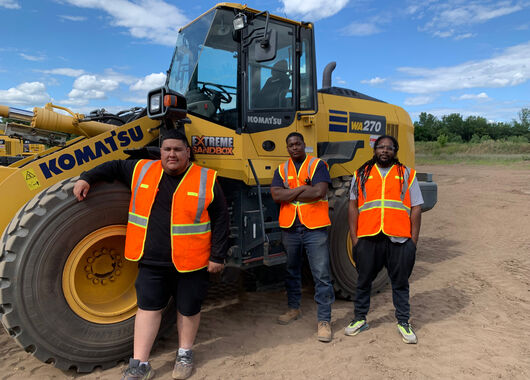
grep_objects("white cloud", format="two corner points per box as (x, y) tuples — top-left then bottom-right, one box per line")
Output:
(393, 41), (530, 94)
(130, 72), (166, 92)
(122, 96), (148, 104)
(0, 82), (51, 105)
(0, 0), (20, 9)
(68, 74), (120, 100)
(278, 0), (349, 21)
(454, 32), (475, 40)
(455, 92), (490, 100)
(38, 68), (86, 77)
(63, 0), (188, 46)
(20, 53), (45, 61)
(341, 22), (381, 36)
(404, 95), (436, 106)
(361, 76), (386, 85)
(408, 0), (528, 38)
(59, 15), (87, 21)
(334, 76), (347, 85)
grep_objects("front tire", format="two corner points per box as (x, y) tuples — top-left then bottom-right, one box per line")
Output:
(0, 177), (173, 372)
(328, 176), (388, 300)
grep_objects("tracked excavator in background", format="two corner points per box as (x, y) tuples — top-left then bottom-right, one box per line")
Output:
(0, 3), (437, 372)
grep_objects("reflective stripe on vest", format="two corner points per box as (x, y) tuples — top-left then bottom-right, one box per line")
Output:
(172, 221), (211, 235)
(194, 167), (209, 223)
(128, 212), (148, 227)
(130, 159), (157, 214)
(358, 199), (411, 215)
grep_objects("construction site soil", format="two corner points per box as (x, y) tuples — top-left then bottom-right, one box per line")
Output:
(1, 164), (529, 379)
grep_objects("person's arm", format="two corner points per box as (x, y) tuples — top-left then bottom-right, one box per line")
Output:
(270, 167), (310, 203)
(294, 160), (330, 202)
(348, 199), (359, 247)
(207, 181), (230, 273)
(410, 205), (421, 245)
(73, 159), (138, 201)
(271, 185), (310, 203)
(295, 182), (328, 202)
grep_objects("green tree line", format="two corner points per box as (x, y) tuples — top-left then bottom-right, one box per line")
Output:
(414, 108), (530, 143)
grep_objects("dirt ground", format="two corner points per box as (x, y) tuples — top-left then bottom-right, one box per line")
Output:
(1, 164), (529, 380)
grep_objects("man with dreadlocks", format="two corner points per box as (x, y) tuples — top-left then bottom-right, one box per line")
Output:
(344, 135), (423, 344)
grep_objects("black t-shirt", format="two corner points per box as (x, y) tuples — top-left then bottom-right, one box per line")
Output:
(81, 159), (229, 266)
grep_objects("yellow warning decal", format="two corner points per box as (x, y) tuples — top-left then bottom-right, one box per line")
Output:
(23, 168), (41, 190)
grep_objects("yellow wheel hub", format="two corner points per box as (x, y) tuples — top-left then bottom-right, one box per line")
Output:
(346, 234), (357, 268)
(63, 225), (138, 324)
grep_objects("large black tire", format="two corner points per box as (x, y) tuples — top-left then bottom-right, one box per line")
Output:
(328, 176), (388, 300)
(0, 177), (174, 372)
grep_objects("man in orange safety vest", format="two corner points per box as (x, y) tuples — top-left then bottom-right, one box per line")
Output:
(271, 132), (335, 343)
(344, 135), (423, 344)
(73, 129), (229, 380)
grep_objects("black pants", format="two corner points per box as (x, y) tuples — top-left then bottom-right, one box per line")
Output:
(353, 234), (416, 323)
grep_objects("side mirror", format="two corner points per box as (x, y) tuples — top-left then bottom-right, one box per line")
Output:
(147, 86), (187, 121)
(254, 29), (277, 62)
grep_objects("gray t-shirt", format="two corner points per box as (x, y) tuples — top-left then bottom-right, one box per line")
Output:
(349, 164), (423, 243)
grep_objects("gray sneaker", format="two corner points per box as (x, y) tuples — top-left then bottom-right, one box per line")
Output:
(122, 358), (154, 380)
(344, 319), (369, 336)
(397, 322), (418, 344)
(172, 350), (193, 379)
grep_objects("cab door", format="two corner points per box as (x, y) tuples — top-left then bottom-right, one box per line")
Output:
(244, 18), (296, 157)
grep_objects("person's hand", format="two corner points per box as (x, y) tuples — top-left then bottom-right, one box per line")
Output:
(207, 261), (224, 273)
(73, 179), (90, 201)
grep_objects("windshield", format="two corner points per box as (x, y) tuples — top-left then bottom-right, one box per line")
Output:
(168, 9), (238, 129)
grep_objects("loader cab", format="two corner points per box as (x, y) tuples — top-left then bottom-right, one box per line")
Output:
(166, 5), (317, 134)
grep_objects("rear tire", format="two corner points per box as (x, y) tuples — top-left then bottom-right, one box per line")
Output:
(328, 176), (388, 300)
(0, 177), (174, 372)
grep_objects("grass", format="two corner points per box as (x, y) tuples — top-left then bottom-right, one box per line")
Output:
(415, 141), (530, 166)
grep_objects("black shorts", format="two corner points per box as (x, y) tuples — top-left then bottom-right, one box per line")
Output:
(135, 264), (209, 316)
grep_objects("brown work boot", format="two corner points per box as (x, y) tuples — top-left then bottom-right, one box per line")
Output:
(172, 350), (193, 379)
(317, 321), (332, 342)
(277, 308), (301, 325)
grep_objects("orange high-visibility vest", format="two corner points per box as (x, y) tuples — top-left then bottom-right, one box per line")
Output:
(124, 160), (217, 272)
(355, 164), (415, 238)
(277, 155), (331, 229)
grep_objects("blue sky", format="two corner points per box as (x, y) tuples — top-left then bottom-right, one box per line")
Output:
(0, 0), (529, 122)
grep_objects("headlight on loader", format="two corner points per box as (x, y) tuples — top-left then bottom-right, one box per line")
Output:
(149, 93), (161, 113)
(147, 86), (187, 121)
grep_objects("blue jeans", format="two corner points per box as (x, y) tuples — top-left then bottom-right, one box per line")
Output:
(282, 226), (335, 322)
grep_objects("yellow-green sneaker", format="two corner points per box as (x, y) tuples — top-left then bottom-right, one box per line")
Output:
(397, 322), (418, 344)
(344, 319), (369, 336)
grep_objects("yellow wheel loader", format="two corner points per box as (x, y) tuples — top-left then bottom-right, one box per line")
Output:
(0, 3), (437, 372)
(0, 122), (45, 165)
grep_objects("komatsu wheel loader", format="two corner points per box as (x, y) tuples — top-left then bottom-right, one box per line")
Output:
(0, 3), (437, 372)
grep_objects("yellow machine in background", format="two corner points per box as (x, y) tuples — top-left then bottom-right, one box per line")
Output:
(0, 123), (45, 165)
(0, 3), (436, 373)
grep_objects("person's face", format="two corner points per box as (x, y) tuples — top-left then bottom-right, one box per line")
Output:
(286, 136), (306, 162)
(374, 137), (396, 167)
(160, 138), (190, 175)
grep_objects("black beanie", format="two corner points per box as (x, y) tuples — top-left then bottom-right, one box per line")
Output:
(160, 128), (189, 147)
